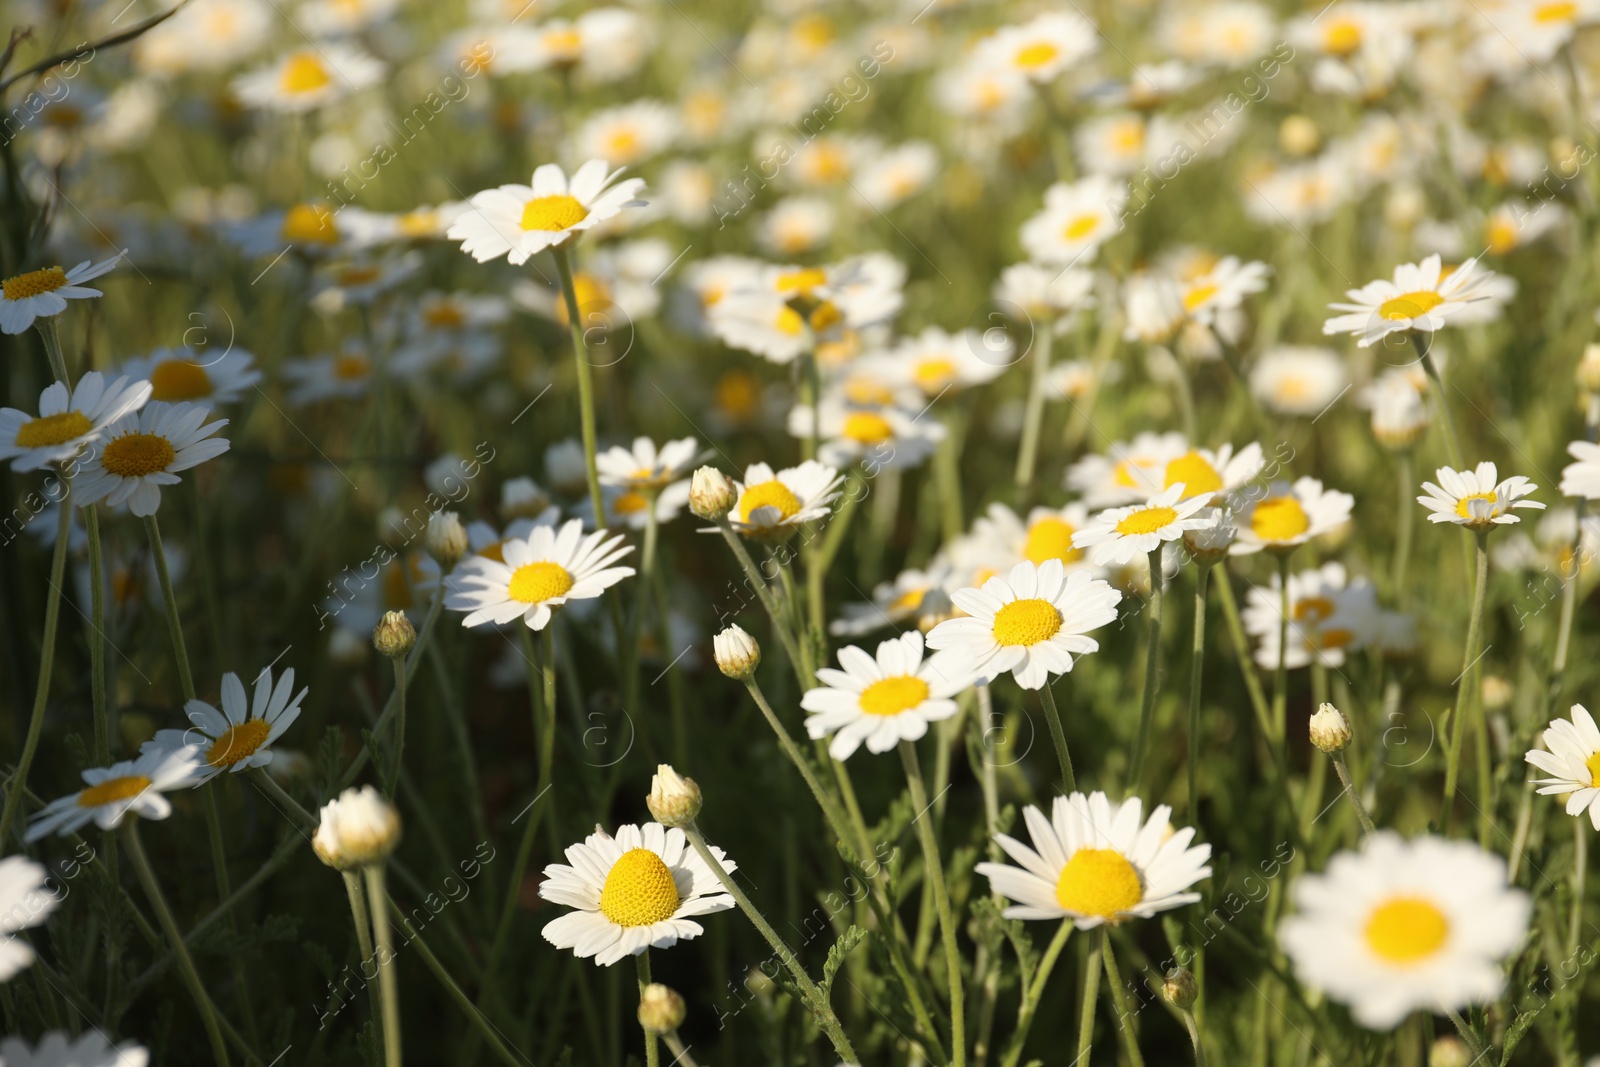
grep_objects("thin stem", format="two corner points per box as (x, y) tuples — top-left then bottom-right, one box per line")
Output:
(1101, 933), (1147, 1067)
(1213, 568), (1272, 737)
(1037, 681), (1077, 794)
(337, 590), (445, 792)
(662, 1034), (699, 1067)
(998, 920), (1072, 1067)
(0, 492), (70, 846)
(83, 505), (110, 762)
(1014, 324), (1055, 490)
(124, 821), (232, 1067)
(145, 514), (196, 701)
(1445, 1008), (1485, 1059)
(1187, 565), (1212, 820)
(681, 823), (857, 1062)
(1272, 552), (1292, 756)
(364, 864), (402, 1067)
(386, 655), (407, 796)
(636, 951), (660, 1067)
(1181, 1010), (1209, 1067)
(1329, 751), (1377, 836)
(1130, 548), (1165, 787)
(1076, 929), (1103, 1066)
(740, 677), (858, 855)
(713, 517), (808, 683)
(341, 870), (383, 1027)
(1390, 450), (1415, 606)
(1442, 532), (1489, 832)
(551, 243), (606, 524)
(1570, 817), (1588, 956)
(900, 739), (967, 1067)
(1413, 335), (1464, 469)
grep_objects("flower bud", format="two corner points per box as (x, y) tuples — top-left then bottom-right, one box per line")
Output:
(637, 983), (686, 1034)
(312, 786), (401, 869)
(1182, 507), (1235, 564)
(1279, 114), (1320, 157)
(647, 764), (702, 827)
(1162, 966), (1197, 1011)
(916, 588), (956, 634)
(1429, 1036), (1470, 1067)
(372, 610), (416, 659)
(713, 624), (761, 679)
(1309, 702), (1352, 754)
(1482, 674), (1512, 711)
(689, 466), (737, 520)
(1578, 343), (1600, 394)
(425, 510), (468, 567)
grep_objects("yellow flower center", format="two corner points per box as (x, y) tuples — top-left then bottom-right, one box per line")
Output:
(1113, 458), (1152, 489)
(1251, 497), (1311, 543)
(604, 128), (641, 161)
(16, 410), (92, 449)
(739, 480), (802, 523)
(1054, 848), (1143, 918)
(397, 210), (439, 237)
(77, 775), (152, 808)
(807, 300), (842, 333)
(1024, 516), (1083, 565)
(1487, 217), (1519, 255)
(716, 371), (760, 420)
(1535, 0), (1578, 22)
(1164, 452), (1223, 496)
(507, 561), (575, 604)
(1324, 20), (1362, 55)
(1586, 750), (1600, 788)
(1378, 290), (1444, 322)
(3, 266), (68, 301)
(614, 491), (649, 515)
(890, 587), (928, 614)
(424, 303), (465, 328)
(859, 675), (931, 716)
(281, 52), (332, 94)
(1454, 491), (1498, 520)
(520, 194), (589, 232)
(914, 357), (957, 390)
(101, 433), (176, 478)
(1293, 595), (1336, 623)
(1062, 213), (1100, 241)
(338, 265), (381, 286)
(1115, 505), (1178, 536)
(207, 718), (273, 768)
(281, 203), (339, 244)
(598, 848), (681, 926)
(775, 267), (828, 294)
(992, 598), (1063, 646)
(774, 305), (806, 336)
(334, 353), (370, 381)
(1182, 283), (1219, 312)
(1364, 896), (1450, 964)
(1015, 41), (1060, 69)
(149, 359), (214, 401)
(542, 26), (583, 59)
(842, 411), (894, 445)
(844, 377), (895, 406)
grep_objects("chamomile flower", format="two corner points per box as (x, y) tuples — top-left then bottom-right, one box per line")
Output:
(975, 792), (1211, 928)
(231, 46), (384, 113)
(575, 484), (693, 531)
(1231, 478), (1354, 555)
(1244, 562), (1381, 669)
(0, 856), (58, 981)
(1065, 431), (1189, 507)
(1417, 462), (1543, 528)
(539, 822), (735, 966)
(282, 343), (375, 405)
(0, 258), (122, 335)
(228, 203), (347, 257)
(120, 346), (260, 406)
(1020, 175), (1128, 267)
(1250, 346), (1349, 417)
(596, 436), (702, 491)
(1322, 254), (1485, 347)
(1072, 484), (1212, 567)
(973, 11), (1099, 83)
(886, 326), (1012, 396)
(446, 517), (635, 630)
(970, 502), (1092, 570)
(144, 667), (307, 784)
(926, 559), (1122, 690)
(830, 564), (954, 636)
(857, 142), (938, 209)
(0, 373), (152, 472)
(719, 460), (845, 543)
(802, 631), (965, 759)
(788, 400), (946, 470)
(574, 101), (679, 167)
(448, 160), (647, 265)
(1560, 441), (1600, 500)
(72, 402), (230, 517)
(1279, 832), (1530, 1029)
(994, 263), (1097, 321)
(1525, 704), (1600, 828)
(0, 1032), (148, 1067)
(25, 747), (202, 840)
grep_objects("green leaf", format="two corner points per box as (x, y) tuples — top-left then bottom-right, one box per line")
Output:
(820, 925), (869, 999)
(1500, 1004), (1546, 1065)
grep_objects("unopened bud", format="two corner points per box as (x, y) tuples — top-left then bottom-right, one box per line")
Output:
(1182, 507), (1235, 564)
(1429, 1035), (1470, 1067)
(689, 466), (737, 520)
(426, 510), (468, 567)
(1309, 702), (1352, 754)
(713, 624), (761, 679)
(373, 610), (416, 659)
(637, 983), (686, 1035)
(916, 588), (956, 633)
(1162, 967), (1197, 1011)
(1578, 344), (1600, 394)
(312, 786), (401, 869)
(647, 764), (702, 827)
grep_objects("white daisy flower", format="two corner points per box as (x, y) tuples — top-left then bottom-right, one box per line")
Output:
(1064, 431), (1189, 507)
(975, 792), (1211, 929)
(25, 747), (203, 841)
(120, 345), (260, 406)
(445, 517), (635, 631)
(0, 855), (59, 981)
(539, 822), (735, 967)
(886, 326), (1011, 396)
(993, 263), (1097, 321)
(574, 100), (679, 167)
(1417, 462), (1544, 528)
(857, 141), (938, 209)
(1072, 484), (1213, 567)
(1243, 562), (1382, 670)
(1160, 0), (1277, 65)
(575, 483), (693, 531)
(231, 46), (383, 112)
(1230, 478), (1354, 555)
(759, 197), (835, 257)
(524, 9), (647, 81)
(1322, 254), (1486, 348)
(788, 400), (946, 470)
(0, 257), (121, 335)
(0, 1032), (148, 1067)
(973, 10), (1099, 83)
(970, 502), (1093, 571)
(829, 563), (954, 636)
(143, 667), (307, 784)
(1526, 704), (1600, 828)
(0, 372), (151, 472)
(73, 402), (231, 517)
(1560, 441), (1600, 500)
(718, 460), (845, 543)
(1020, 175), (1128, 267)
(227, 203), (348, 258)
(801, 631), (966, 760)
(596, 436), (702, 491)
(1250, 345), (1349, 417)
(281, 343), (375, 405)
(1279, 832), (1530, 1030)
(1179, 255), (1271, 327)
(447, 160), (647, 265)
(925, 559), (1123, 691)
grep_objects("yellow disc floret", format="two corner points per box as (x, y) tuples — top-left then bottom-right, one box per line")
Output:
(1055, 848), (1143, 919)
(859, 675), (931, 716)
(1164, 451), (1223, 497)
(842, 411), (894, 445)
(1251, 497), (1311, 543)
(599, 848), (682, 927)
(16, 410), (92, 449)
(101, 433), (176, 478)
(507, 561), (575, 604)
(1364, 896), (1449, 964)
(992, 598), (1063, 646)
(1023, 517), (1082, 565)
(520, 194), (589, 232)
(739, 480), (802, 523)
(1378, 290), (1444, 322)
(1115, 505), (1178, 536)
(207, 719), (273, 769)
(77, 775), (152, 808)
(149, 360), (214, 401)
(1585, 750), (1600, 788)
(281, 52), (332, 94)
(3, 266), (68, 301)
(1454, 491), (1498, 521)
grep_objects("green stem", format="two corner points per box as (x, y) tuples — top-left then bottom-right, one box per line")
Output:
(1187, 565), (1212, 820)
(84, 505), (110, 762)
(1570, 817), (1588, 955)
(1014, 324), (1054, 490)
(1272, 552), (1292, 757)
(386, 655), (407, 796)
(636, 951), (659, 1067)
(1182, 1009), (1209, 1067)
(1130, 548), (1165, 787)
(1076, 929), (1103, 1066)
(713, 518), (808, 684)
(1442, 532), (1489, 832)
(145, 513), (196, 701)
(551, 243), (605, 525)
(998, 920), (1072, 1067)
(1214, 568), (1272, 743)
(1037, 681), (1076, 794)
(1413, 336), (1464, 469)
(1329, 751), (1376, 836)
(1101, 933), (1146, 1067)
(740, 677), (857, 854)
(342, 869), (383, 1028)
(365, 864), (402, 1067)
(1390, 450), (1415, 606)
(124, 821), (232, 1066)
(901, 739), (966, 1067)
